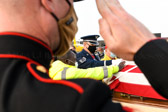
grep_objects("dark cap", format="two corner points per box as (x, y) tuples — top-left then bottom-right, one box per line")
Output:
(81, 35), (100, 45)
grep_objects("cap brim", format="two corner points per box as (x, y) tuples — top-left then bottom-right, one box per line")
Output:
(89, 41), (99, 46)
(74, 0), (84, 2)
(84, 40), (99, 46)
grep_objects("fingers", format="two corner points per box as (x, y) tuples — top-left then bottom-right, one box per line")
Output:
(104, 0), (125, 15)
(99, 19), (112, 40)
(118, 60), (126, 71)
(99, 18), (115, 48)
(96, 0), (117, 22)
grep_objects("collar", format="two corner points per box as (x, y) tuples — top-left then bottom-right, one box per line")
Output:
(82, 49), (91, 56)
(0, 32), (53, 69)
(82, 49), (97, 60)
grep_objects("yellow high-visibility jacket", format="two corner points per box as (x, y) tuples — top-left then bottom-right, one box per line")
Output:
(101, 54), (117, 61)
(101, 54), (112, 61)
(49, 60), (119, 80)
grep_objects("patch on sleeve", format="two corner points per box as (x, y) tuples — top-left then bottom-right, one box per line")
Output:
(79, 57), (86, 63)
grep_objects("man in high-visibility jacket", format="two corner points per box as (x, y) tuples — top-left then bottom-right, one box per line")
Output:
(49, 50), (125, 80)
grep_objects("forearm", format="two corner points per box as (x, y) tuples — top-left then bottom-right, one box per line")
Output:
(66, 66), (119, 80)
(134, 39), (168, 98)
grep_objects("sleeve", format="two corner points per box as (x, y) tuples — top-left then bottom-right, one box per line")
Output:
(100, 99), (125, 112)
(134, 39), (168, 99)
(65, 65), (119, 80)
(72, 79), (125, 112)
(77, 55), (112, 69)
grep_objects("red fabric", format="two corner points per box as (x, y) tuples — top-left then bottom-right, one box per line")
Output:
(120, 65), (142, 73)
(122, 106), (134, 112)
(105, 46), (107, 49)
(109, 65), (166, 100)
(120, 65), (135, 72)
(27, 62), (84, 94)
(113, 82), (166, 100)
(91, 55), (95, 59)
(109, 76), (120, 90)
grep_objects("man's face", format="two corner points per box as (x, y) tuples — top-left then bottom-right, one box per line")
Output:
(43, 0), (75, 51)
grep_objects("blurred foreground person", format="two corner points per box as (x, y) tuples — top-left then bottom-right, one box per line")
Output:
(0, 0), (129, 112)
(96, 0), (168, 99)
(49, 50), (125, 80)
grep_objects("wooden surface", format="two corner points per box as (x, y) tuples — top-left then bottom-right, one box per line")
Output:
(112, 91), (168, 108)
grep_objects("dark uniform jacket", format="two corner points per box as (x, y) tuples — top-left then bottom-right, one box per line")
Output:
(0, 32), (124, 112)
(76, 49), (112, 69)
(134, 39), (168, 99)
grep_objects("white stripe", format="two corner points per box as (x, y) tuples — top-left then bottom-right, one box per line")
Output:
(115, 72), (150, 85)
(104, 60), (106, 66)
(110, 65), (138, 84)
(124, 65), (137, 73)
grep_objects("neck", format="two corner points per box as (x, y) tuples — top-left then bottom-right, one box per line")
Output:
(0, 10), (50, 49)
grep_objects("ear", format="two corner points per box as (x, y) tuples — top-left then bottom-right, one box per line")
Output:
(41, 0), (55, 12)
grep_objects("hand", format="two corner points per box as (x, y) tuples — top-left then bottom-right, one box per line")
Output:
(118, 60), (125, 71)
(96, 0), (156, 60)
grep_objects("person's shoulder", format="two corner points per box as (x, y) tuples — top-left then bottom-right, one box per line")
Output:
(77, 49), (85, 54)
(68, 78), (111, 96)
(69, 78), (112, 111)
(77, 49), (86, 57)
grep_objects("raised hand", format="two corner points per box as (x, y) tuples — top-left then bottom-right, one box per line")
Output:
(96, 0), (156, 60)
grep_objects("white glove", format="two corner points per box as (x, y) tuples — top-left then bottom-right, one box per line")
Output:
(112, 59), (123, 66)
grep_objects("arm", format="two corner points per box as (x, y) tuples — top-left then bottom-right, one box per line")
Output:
(100, 99), (125, 112)
(96, 0), (156, 61)
(96, 0), (168, 99)
(77, 56), (112, 69)
(134, 39), (168, 99)
(66, 65), (119, 80)
(72, 78), (125, 112)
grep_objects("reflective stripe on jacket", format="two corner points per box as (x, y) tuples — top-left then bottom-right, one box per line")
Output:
(49, 60), (119, 80)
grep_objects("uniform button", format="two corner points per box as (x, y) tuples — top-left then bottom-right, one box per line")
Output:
(36, 65), (47, 73)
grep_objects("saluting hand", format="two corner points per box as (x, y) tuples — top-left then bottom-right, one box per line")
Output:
(96, 0), (156, 60)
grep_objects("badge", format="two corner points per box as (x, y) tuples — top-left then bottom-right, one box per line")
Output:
(79, 57), (86, 63)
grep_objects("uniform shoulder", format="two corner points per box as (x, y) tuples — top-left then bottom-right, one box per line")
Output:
(77, 50), (84, 55)
(68, 78), (111, 97)
(69, 79), (112, 112)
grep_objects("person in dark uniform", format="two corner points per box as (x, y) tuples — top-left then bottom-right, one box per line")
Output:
(76, 35), (113, 69)
(0, 0), (127, 112)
